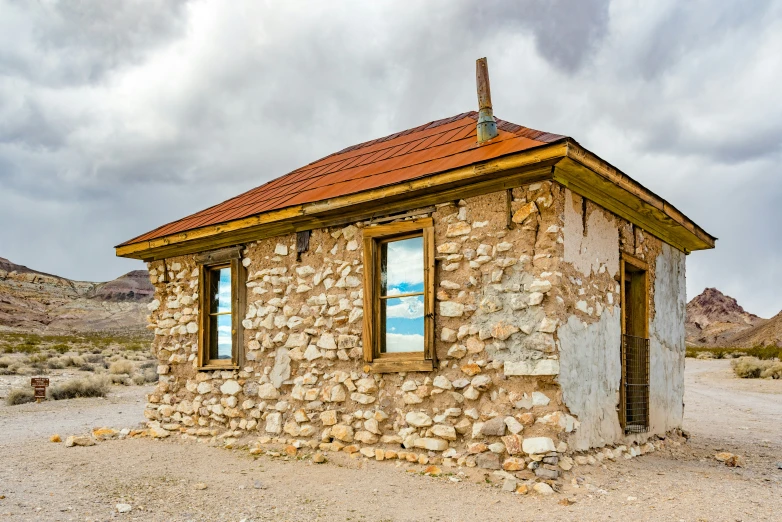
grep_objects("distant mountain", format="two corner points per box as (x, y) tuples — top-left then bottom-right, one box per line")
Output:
(0, 257), (153, 335)
(725, 310), (782, 349)
(686, 288), (766, 346)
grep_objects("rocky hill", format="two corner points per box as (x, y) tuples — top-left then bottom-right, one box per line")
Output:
(685, 287), (782, 347)
(0, 257), (153, 335)
(725, 310), (782, 348)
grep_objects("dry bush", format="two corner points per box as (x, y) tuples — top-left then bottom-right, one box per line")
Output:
(143, 367), (159, 383)
(760, 362), (782, 379)
(109, 359), (133, 375)
(47, 357), (65, 369)
(78, 363), (95, 372)
(131, 374), (146, 385)
(47, 376), (109, 400)
(110, 374), (131, 385)
(731, 357), (782, 379)
(6, 387), (35, 405)
(84, 354), (104, 363)
(0, 356), (13, 368)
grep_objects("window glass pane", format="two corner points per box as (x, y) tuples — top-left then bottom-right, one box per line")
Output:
(380, 236), (423, 296)
(210, 267), (232, 313)
(209, 314), (233, 360)
(381, 295), (424, 353)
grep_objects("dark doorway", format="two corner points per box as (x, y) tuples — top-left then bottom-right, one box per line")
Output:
(621, 257), (650, 434)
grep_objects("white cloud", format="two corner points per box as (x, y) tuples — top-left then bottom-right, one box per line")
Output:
(385, 296), (424, 320)
(384, 333), (424, 354)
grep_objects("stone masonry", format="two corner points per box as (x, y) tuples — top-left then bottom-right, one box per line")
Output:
(142, 180), (681, 477)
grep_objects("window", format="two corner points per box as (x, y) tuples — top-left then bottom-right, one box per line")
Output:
(196, 247), (245, 368)
(362, 218), (435, 373)
(620, 253), (650, 433)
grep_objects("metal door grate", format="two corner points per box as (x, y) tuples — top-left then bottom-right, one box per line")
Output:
(623, 334), (650, 434)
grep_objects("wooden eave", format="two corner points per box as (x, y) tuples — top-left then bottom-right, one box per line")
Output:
(116, 139), (715, 261)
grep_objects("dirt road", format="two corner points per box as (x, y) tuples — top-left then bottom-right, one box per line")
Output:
(1, 359), (780, 521)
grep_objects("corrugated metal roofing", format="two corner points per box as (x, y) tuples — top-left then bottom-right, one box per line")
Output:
(120, 112), (565, 246)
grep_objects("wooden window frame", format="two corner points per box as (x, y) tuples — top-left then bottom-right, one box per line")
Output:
(362, 218), (435, 373)
(196, 247), (245, 370)
(619, 252), (649, 430)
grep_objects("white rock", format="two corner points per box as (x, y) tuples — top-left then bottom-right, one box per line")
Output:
(406, 411), (433, 427)
(504, 416), (524, 434)
(220, 380), (242, 396)
(439, 302), (465, 317)
(528, 292), (544, 306)
(116, 504), (132, 513)
(504, 359), (560, 376)
(316, 333), (337, 350)
(531, 391), (550, 406)
(441, 328), (458, 342)
(265, 412), (282, 434)
(522, 437), (555, 455)
(257, 383), (280, 400)
(538, 317), (558, 333)
(431, 424), (457, 441)
(433, 375), (452, 390)
(274, 243), (289, 256)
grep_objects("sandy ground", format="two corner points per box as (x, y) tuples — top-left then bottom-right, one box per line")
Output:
(1, 359), (780, 522)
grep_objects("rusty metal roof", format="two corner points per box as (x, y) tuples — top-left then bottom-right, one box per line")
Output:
(119, 112), (565, 246)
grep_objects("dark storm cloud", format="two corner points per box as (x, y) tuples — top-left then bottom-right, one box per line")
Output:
(0, 0), (780, 317)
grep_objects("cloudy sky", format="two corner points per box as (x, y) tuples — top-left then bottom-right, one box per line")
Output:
(1, 0), (780, 317)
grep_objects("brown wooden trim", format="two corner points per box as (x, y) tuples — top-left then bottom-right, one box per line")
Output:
(361, 218), (435, 371)
(423, 223), (435, 364)
(361, 235), (375, 364)
(555, 144), (716, 253)
(195, 246), (242, 265)
(197, 258), (245, 370)
(365, 359), (434, 374)
(621, 252), (649, 272)
(115, 148), (564, 260)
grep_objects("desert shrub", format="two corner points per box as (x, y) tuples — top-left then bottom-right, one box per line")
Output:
(687, 345), (781, 360)
(731, 357), (782, 379)
(47, 357), (65, 369)
(760, 362), (782, 379)
(131, 373), (146, 385)
(83, 354), (104, 364)
(6, 387), (35, 405)
(69, 355), (85, 367)
(110, 374), (131, 385)
(28, 353), (48, 364)
(47, 376), (109, 400)
(51, 344), (70, 354)
(142, 367), (159, 383)
(0, 356), (12, 368)
(78, 363), (95, 372)
(109, 360), (133, 375)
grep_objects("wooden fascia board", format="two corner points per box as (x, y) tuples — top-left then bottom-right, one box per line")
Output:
(554, 142), (716, 253)
(116, 141), (568, 260)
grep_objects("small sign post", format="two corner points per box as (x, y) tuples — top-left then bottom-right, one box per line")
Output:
(31, 377), (49, 403)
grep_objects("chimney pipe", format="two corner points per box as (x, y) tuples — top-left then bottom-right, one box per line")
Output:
(476, 57), (498, 143)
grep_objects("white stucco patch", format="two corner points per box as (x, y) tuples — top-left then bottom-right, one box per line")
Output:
(648, 243), (687, 434)
(563, 189), (620, 277)
(557, 308), (623, 450)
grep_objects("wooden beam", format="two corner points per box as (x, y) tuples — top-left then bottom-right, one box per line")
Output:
(555, 143), (716, 252)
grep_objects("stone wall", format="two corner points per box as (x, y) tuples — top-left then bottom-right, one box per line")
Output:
(142, 180), (686, 475)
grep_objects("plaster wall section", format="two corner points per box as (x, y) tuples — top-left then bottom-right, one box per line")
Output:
(139, 182), (576, 473)
(648, 243), (686, 434)
(556, 187), (683, 449)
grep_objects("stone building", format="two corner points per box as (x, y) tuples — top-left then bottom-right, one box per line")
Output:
(116, 60), (715, 474)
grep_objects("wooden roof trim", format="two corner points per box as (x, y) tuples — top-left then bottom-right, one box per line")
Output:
(115, 141), (569, 260)
(555, 141), (716, 253)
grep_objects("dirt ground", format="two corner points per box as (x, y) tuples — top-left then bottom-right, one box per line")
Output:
(1, 359), (780, 522)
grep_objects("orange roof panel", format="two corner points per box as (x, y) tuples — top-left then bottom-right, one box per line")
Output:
(119, 112), (565, 246)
